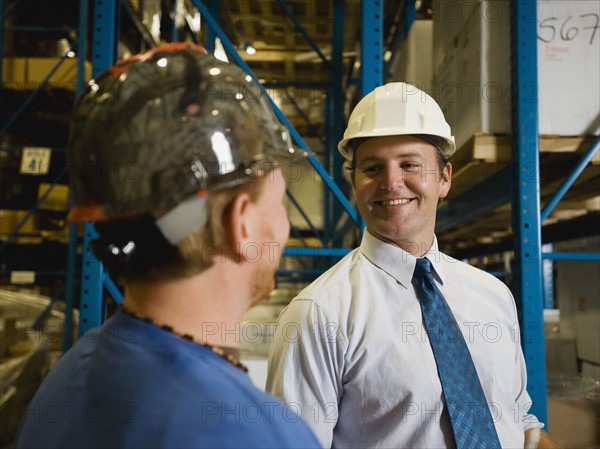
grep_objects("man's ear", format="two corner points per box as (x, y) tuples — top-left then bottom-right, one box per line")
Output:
(439, 162), (452, 199)
(224, 192), (253, 261)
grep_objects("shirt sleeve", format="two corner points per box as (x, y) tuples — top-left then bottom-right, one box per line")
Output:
(266, 299), (346, 448)
(504, 285), (545, 433)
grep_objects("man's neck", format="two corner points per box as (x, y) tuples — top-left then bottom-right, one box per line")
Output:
(123, 264), (251, 349)
(366, 228), (435, 257)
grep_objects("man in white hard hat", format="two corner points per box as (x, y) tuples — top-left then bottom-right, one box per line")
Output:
(16, 44), (321, 449)
(267, 83), (560, 448)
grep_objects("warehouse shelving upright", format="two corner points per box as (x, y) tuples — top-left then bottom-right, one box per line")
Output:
(431, 0), (600, 423)
(511, 0), (548, 422)
(0, 0), (89, 351)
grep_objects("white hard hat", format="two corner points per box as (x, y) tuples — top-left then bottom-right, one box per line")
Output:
(338, 82), (456, 161)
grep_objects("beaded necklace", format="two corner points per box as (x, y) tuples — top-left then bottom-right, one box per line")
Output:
(120, 305), (248, 373)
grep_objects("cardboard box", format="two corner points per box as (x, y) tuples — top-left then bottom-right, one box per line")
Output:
(1, 57), (27, 87)
(0, 210), (38, 235)
(547, 397), (600, 448)
(37, 183), (69, 212)
(285, 142), (325, 231)
(389, 20), (434, 88)
(537, 1), (600, 136)
(432, 1), (512, 149)
(432, 1), (600, 150)
(1, 57), (92, 90)
(545, 336), (578, 377)
(25, 57), (92, 90)
(555, 237), (600, 365)
(581, 361), (600, 380)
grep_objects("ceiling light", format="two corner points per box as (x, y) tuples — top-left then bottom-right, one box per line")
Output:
(242, 41), (256, 55)
(214, 38), (228, 62)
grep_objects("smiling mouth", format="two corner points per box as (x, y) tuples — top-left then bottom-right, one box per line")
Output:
(377, 198), (413, 206)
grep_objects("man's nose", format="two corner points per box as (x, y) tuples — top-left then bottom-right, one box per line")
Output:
(379, 166), (404, 190)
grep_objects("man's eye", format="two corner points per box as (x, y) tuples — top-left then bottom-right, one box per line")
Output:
(362, 165), (382, 174)
(402, 162), (421, 172)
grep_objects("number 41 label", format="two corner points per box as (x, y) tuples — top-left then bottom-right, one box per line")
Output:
(20, 147), (51, 175)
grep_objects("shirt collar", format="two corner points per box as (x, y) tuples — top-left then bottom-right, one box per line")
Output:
(360, 230), (446, 288)
(423, 238), (446, 285)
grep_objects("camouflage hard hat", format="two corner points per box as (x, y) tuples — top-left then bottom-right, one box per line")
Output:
(67, 43), (298, 228)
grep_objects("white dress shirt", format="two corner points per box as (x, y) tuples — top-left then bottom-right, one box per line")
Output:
(267, 230), (542, 448)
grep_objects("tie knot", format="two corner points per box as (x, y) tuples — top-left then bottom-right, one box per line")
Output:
(414, 258), (432, 280)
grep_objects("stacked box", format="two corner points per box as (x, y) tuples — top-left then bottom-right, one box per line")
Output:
(388, 20), (434, 88)
(1, 57), (92, 90)
(432, 0), (600, 151)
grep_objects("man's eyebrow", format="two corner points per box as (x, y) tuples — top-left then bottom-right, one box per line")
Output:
(357, 152), (424, 164)
(357, 156), (382, 165)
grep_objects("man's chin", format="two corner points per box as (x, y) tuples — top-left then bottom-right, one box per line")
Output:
(249, 277), (275, 308)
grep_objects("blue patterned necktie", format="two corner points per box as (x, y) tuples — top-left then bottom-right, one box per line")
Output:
(413, 258), (501, 449)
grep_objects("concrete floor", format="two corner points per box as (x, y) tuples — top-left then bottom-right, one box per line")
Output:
(547, 397), (600, 448)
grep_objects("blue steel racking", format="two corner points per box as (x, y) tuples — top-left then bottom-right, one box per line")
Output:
(2, 0), (599, 426)
(76, 0), (364, 332)
(77, 0), (122, 338)
(0, 0), (89, 351)
(511, 0), (548, 422)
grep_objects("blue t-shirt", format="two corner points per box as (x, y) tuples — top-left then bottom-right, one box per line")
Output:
(16, 311), (321, 448)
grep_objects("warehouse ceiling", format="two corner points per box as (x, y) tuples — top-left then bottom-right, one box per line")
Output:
(2, 0), (431, 140)
(124, 0), (432, 137)
(206, 0), (433, 83)
(223, 0), (360, 83)
(207, 0), (363, 138)
(188, 0), (430, 137)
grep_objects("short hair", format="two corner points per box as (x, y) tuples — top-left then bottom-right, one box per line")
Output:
(92, 176), (267, 285)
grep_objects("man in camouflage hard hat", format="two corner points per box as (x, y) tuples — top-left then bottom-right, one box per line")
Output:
(16, 43), (320, 449)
